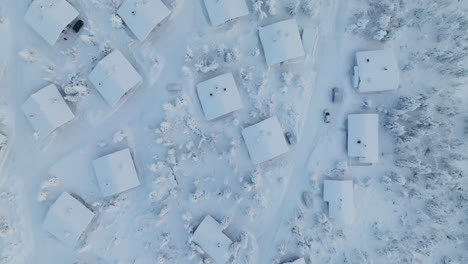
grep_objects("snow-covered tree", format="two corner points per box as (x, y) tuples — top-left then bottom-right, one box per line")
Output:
(286, 0), (300, 16)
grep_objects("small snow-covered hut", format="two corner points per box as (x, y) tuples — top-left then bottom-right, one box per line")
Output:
(203, 0), (249, 26)
(92, 148), (140, 197)
(242, 116), (289, 164)
(347, 113), (379, 165)
(259, 19), (305, 66)
(24, 0), (79, 45)
(353, 50), (399, 93)
(196, 72), (243, 121)
(21, 84), (75, 140)
(117, 0), (170, 41)
(88, 49), (142, 107)
(323, 180), (354, 225)
(42, 192), (95, 247)
(193, 215), (233, 264)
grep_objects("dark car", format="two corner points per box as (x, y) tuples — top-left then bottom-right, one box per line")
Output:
(323, 109), (331, 123)
(72, 20), (84, 33)
(285, 131), (296, 145)
(332, 87), (342, 103)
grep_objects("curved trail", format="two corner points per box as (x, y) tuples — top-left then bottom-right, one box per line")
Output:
(258, 0), (349, 261)
(0, 3), (34, 263)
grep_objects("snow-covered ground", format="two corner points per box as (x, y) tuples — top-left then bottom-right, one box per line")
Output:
(0, 0), (466, 263)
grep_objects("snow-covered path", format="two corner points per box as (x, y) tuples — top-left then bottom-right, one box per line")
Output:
(258, 0), (350, 261)
(0, 2), (34, 263)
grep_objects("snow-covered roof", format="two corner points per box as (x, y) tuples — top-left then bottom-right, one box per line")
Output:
(193, 215), (233, 264)
(21, 84), (75, 140)
(117, 0), (170, 41)
(24, 0), (79, 45)
(88, 49), (142, 107)
(42, 192), (94, 247)
(355, 50), (399, 93)
(347, 113), (379, 164)
(203, 0), (249, 26)
(259, 19), (305, 66)
(323, 180), (354, 225)
(196, 72), (243, 121)
(92, 148), (140, 197)
(242, 116), (289, 164)
(283, 258), (306, 264)
(302, 26), (318, 55)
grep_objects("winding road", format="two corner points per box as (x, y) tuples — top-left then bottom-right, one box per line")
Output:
(257, 0), (349, 261)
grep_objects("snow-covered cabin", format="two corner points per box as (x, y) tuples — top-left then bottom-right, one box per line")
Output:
(347, 113), (379, 165)
(323, 180), (354, 225)
(117, 0), (170, 41)
(24, 0), (79, 45)
(21, 84), (75, 140)
(203, 0), (249, 27)
(88, 49), (142, 107)
(259, 19), (305, 66)
(196, 72), (243, 121)
(92, 148), (140, 197)
(193, 215), (233, 264)
(283, 258), (306, 264)
(42, 192), (94, 247)
(353, 50), (399, 93)
(242, 116), (289, 164)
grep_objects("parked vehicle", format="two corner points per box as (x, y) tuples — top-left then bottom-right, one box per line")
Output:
(285, 131), (296, 145)
(332, 87), (342, 103)
(166, 83), (183, 92)
(302, 191), (313, 207)
(72, 20), (84, 33)
(323, 109), (331, 123)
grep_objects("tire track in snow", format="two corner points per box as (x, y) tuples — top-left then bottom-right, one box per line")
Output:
(0, 2), (35, 262)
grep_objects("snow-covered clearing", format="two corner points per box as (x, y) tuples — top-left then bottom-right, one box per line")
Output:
(0, 0), (466, 263)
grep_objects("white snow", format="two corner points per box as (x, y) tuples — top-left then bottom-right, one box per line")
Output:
(117, 0), (170, 41)
(21, 84), (75, 140)
(323, 180), (354, 226)
(0, 133), (6, 145)
(192, 215), (233, 264)
(92, 148), (140, 197)
(354, 50), (400, 93)
(347, 113), (379, 165)
(196, 72), (243, 121)
(42, 192), (94, 247)
(0, 19), (10, 79)
(302, 26), (318, 55)
(88, 49), (142, 107)
(242, 116), (289, 164)
(203, 0), (249, 27)
(1, 0), (467, 263)
(259, 19), (305, 66)
(24, 0), (79, 46)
